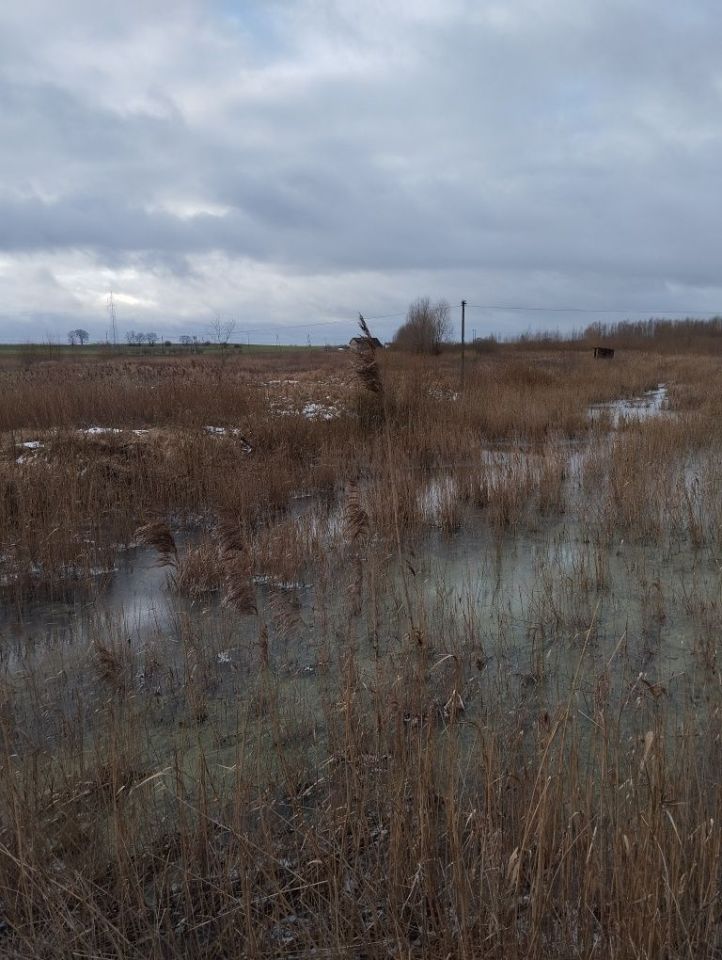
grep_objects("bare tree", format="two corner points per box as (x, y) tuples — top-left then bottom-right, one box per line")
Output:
(68, 328), (89, 346)
(210, 313), (236, 347)
(392, 297), (451, 354)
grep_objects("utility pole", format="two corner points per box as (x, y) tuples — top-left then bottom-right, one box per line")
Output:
(107, 291), (118, 348)
(460, 299), (466, 390)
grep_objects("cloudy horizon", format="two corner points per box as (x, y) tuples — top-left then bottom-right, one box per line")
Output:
(1, 1), (722, 344)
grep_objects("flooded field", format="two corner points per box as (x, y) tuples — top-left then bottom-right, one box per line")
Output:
(3, 419), (717, 761)
(2, 347), (722, 957)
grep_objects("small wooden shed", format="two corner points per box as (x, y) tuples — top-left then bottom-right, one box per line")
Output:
(593, 346), (615, 359)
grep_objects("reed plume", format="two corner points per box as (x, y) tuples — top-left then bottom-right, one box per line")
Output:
(92, 638), (126, 687)
(343, 478), (369, 543)
(218, 517), (257, 613)
(134, 520), (177, 566)
(353, 314), (383, 396)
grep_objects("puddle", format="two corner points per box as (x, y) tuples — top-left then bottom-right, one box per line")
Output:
(0, 503), (715, 781)
(419, 476), (458, 523)
(588, 383), (669, 426)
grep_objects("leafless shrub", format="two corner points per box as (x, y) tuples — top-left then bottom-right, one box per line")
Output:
(392, 297), (451, 354)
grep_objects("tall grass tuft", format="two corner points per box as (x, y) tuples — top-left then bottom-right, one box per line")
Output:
(134, 520), (177, 566)
(353, 314), (384, 397)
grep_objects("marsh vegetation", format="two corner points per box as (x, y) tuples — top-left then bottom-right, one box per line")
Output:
(1, 339), (722, 957)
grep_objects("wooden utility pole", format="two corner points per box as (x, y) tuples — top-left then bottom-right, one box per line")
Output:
(460, 299), (466, 390)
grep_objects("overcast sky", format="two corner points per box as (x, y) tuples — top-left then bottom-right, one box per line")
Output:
(1, 0), (721, 344)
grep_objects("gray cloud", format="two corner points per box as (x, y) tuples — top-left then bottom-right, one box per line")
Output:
(1, 0), (722, 342)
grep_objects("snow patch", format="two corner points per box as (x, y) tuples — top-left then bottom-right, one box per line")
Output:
(204, 426), (252, 452)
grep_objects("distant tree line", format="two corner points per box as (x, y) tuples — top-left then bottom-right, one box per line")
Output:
(509, 315), (722, 354)
(64, 328), (234, 350)
(126, 330), (159, 346)
(582, 316), (722, 350)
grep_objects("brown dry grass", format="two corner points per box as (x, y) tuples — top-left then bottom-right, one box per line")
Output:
(0, 345), (713, 601)
(1, 345), (722, 956)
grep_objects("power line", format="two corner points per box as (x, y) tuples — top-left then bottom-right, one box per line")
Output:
(233, 312), (406, 336)
(466, 303), (722, 315)
(236, 303), (722, 340)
